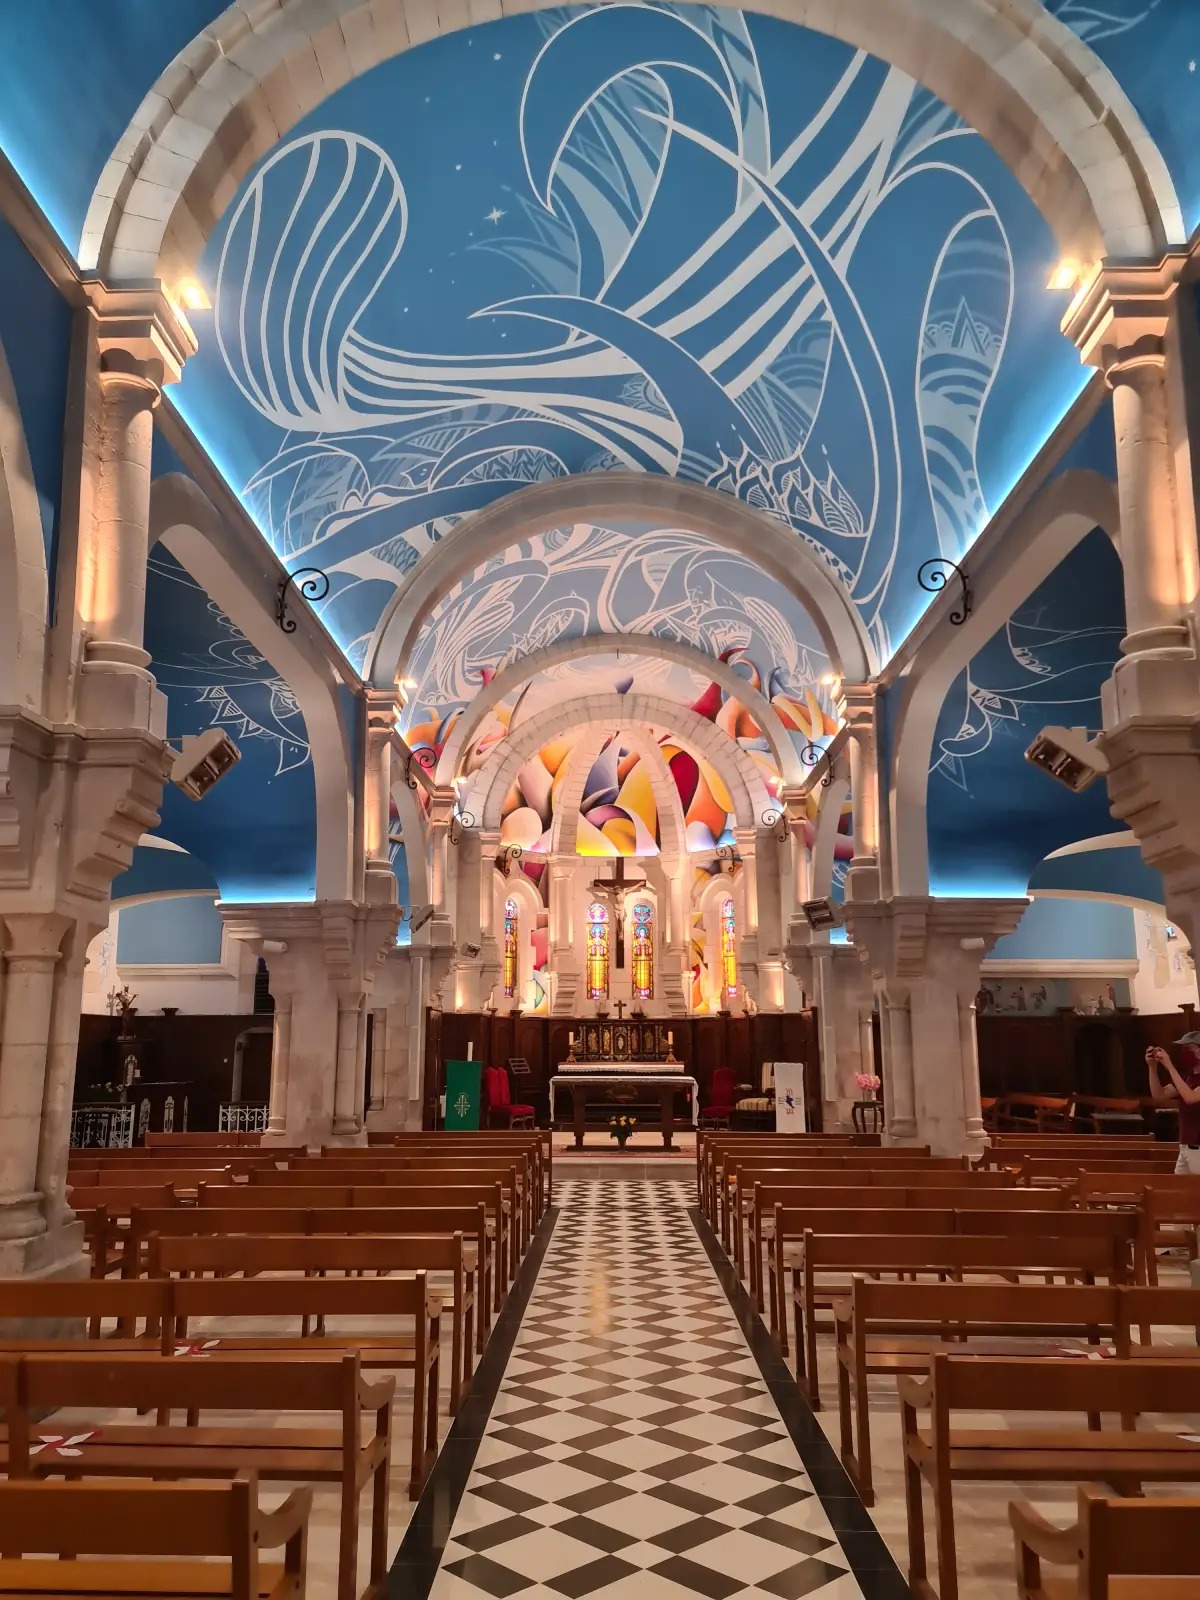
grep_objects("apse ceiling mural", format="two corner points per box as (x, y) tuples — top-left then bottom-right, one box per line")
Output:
(926, 527), (1127, 898)
(174, 2), (1090, 676)
(401, 519), (835, 768)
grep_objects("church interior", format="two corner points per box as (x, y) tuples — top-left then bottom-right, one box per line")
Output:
(3, 1), (1200, 1596)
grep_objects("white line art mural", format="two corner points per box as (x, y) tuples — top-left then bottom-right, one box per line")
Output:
(194, 3), (1081, 673)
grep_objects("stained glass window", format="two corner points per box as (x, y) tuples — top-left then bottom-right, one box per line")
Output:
(503, 897), (518, 999)
(632, 902), (654, 1000)
(587, 901), (610, 1000)
(721, 896), (738, 999)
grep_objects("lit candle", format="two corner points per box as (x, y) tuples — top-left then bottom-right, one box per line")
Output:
(668, 1031), (674, 1046)
(569, 1031), (575, 1047)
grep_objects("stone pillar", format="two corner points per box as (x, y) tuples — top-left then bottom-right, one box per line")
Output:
(836, 684), (883, 903)
(0, 913), (73, 1269)
(35, 925), (94, 1240)
(1064, 261), (1200, 952)
(266, 993), (292, 1139)
(844, 897), (1025, 1155)
(76, 286), (194, 732)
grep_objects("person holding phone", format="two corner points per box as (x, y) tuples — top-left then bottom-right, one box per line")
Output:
(1146, 1031), (1200, 1174)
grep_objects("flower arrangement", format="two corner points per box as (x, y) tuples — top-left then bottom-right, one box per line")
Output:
(608, 1114), (637, 1148)
(855, 1072), (882, 1098)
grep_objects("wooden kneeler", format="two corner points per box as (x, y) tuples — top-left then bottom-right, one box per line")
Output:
(0, 1474), (312, 1600)
(0, 1352), (390, 1600)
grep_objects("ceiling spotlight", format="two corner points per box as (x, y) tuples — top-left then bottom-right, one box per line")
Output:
(176, 278), (211, 312)
(819, 672), (840, 690)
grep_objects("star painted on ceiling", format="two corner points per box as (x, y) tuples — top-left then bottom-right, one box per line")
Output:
(486, 207), (505, 224)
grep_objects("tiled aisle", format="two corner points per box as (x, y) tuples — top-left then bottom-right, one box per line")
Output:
(427, 1182), (875, 1600)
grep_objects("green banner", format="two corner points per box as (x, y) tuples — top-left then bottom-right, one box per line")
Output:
(445, 1059), (482, 1130)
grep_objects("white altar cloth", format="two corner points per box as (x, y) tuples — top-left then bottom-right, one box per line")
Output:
(549, 1072), (699, 1126)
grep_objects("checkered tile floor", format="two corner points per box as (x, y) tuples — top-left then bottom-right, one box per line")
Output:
(430, 1181), (865, 1600)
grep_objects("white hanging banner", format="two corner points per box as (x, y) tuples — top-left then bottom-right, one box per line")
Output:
(772, 1061), (807, 1133)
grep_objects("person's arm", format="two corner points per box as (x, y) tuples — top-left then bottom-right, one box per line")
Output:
(1163, 1058), (1200, 1105)
(1146, 1047), (1180, 1104)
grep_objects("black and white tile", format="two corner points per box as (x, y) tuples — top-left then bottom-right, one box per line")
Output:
(428, 1182), (867, 1600)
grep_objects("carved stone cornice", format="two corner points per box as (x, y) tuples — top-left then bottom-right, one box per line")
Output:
(844, 896), (1028, 988)
(82, 280), (196, 391)
(1096, 715), (1200, 907)
(1061, 253), (1189, 372)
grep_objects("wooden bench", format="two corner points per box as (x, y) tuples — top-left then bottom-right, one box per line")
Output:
(124, 1204), (495, 1350)
(792, 1231), (1129, 1405)
(71, 1186), (180, 1285)
(749, 1184), (1065, 1316)
(0, 1474), (312, 1600)
(165, 1273), (441, 1496)
(0, 1278), (172, 1349)
(702, 1140), (931, 1227)
(900, 1355), (1200, 1600)
(196, 1184), (513, 1309)
(833, 1279), (1120, 1504)
(364, 1131), (551, 1208)
(1011, 1486), (1200, 1599)
(1, 1351), (388, 1600)
(150, 1232), (477, 1415)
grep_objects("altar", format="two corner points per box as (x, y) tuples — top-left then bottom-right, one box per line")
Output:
(549, 1067), (699, 1149)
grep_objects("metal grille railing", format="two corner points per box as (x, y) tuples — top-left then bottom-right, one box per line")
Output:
(70, 1104), (134, 1148)
(218, 1102), (269, 1134)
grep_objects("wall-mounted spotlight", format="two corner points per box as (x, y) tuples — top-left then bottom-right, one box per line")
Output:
(802, 898), (843, 932)
(175, 278), (211, 313)
(276, 567), (330, 633)
(405, 745), (436, 789)
(1024, 725), (1108, 793)
(917, 558), (971, 625)
(799, 742), (833, 788)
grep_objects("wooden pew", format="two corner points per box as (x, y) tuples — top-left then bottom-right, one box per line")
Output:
(833, 1280), (1120, 1503)
(317, 1137), (548, 1218)
(195, 1184), (513, 1309)
(1019, 1155), (1179, 1186)
(700, 1137), (923, 1222)
(70, 1186), (179, 1284)
(165, 1274), (441, 1495)
(0, 1278), (171, 1350)
(123, 1204), (495, 1349)
(365, 1130), (552, 1207)
(793, 1232), (1129, 1404)
(1010, 1486), (1200, 1599)
(0, 1475), (312, 1600)
(260, 1163), (530, 1253)
(900, 1356), (1200, 1600)
(750, 1184), (1066, 1317)
(1116, 1285), (1200, 1356)
(1, 1351), (389, 1600)
(150, 1232), (477, 1415)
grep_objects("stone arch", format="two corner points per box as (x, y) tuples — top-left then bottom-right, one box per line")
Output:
(469, 691), (771, 830)
(390, 771), (429, 912)
(543, 729), (611, 857)
(436, 630), (804, 788)
(84, 0), (1180, 290)
(809, 751), (853, 901)
(0, 335), (48, 713)
(149, 473), (356, 901)
(369, 474), (873, 690)
(888, 468), (1122, 897)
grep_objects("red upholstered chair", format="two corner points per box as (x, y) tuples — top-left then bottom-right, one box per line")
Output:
(487, 1066), (535, 1130)
(701, 1066), (736, 1129)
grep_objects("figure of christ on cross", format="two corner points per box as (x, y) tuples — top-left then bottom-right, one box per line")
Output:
(589, 856), (647, 969)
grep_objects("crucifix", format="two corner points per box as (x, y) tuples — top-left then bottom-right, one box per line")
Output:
(589, 856), (646, 969)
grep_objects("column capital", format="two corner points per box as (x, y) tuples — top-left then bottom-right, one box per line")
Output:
(1, 912), (73, 965)
(83, 280), (197, 392)
(834, 681), (879, 732)
(844, 895), (1027, 988)
(363, 689), (401, 740)
(1061, 254), (1188, 375)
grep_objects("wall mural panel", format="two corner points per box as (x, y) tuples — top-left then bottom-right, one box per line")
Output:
(176, 3), (1087, 676)
(926, 527), (1126, 896)
(144, 550), (318, 901)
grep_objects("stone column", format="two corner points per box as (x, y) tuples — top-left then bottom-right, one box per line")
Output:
(836, 684), (883, 903)
(845, 897), (1025, 1155)
(1065, 262), (1200, 952)
(265, 993), (292, 1139)
(76, 286), (194, 733)
(35, 924), (94, 1241)
(0, 913), (72, 1267)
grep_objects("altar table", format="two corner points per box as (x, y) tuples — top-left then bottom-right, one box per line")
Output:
(549, 1070), (699, 1149)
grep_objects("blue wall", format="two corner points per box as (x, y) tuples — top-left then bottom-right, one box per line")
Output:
(0, 214), (71, 586)
(116, 895), (225, 965)
(990, 895), (1136, 963)
(927, 526), (1126, 896)
(143, 548), (318, 901)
